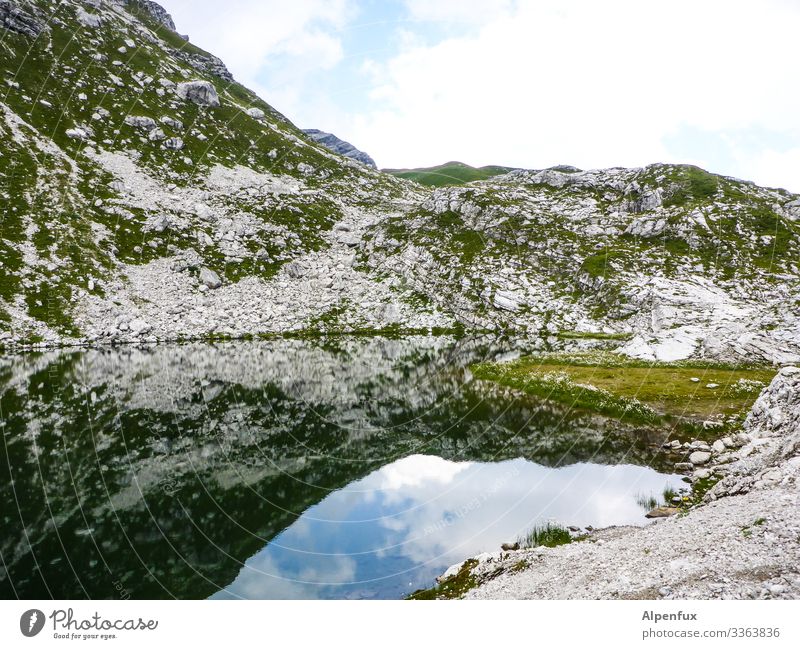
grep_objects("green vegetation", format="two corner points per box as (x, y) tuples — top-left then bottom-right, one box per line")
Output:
(742, 517), (767, 538)
(471, 352), (775, 424)
(510, 559), (530, 573)
(635, 485), (683, 512)
(662, 165), (719, 207)
(556, 331), (632, 341)
(663, 486), (678, 503)
(407, 559), (479, 600)
(386, 161), (514, 187)
(518, 522), (573, 548)
(580, 249), (626, 278)
(689, 474), (723, 506)
(635, 493), (659, 511)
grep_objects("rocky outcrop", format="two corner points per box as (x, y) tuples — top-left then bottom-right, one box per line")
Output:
(125, 0), (176, 31)
(363, 164), (800, 364)
(0, 0), (47, 37)
(177, 50), (233, 83)
(175, 80), (220, 106)
(123, 0), (233, 80)
(303, 129), (377, 168)
(707, 367), (800, 499)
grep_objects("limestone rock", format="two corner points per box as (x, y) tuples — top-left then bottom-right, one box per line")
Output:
(199, 267), (222, 289)
(0, 0), (47, 37)
(124, 115), (158, 131)
(127, 0), (176, 31)
(303, 129), (377, 168)
(493, 290), (523, 312)
(645, 506), (680, 518)
(175, 80), (219, 107)
(76, 7), (102, 28)
(689, 451), (712, 465)
(163, 137), (184, 150)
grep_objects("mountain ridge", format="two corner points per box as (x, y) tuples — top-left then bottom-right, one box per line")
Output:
(1, 0), (799, 365)
(384, 161), (516, 187)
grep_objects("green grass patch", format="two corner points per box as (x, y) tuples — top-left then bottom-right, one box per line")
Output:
(518, 523), (573, 549)
(386, 161), (514, 187)
(557, 331), (632, 341)
(580, 249), (626, 278)
(407, 559), (479, 600)
(471, 352), (775, 423)
(662, 166), (719, 207)
(635, 493), (659, 511)
(635, 485), (684, 512)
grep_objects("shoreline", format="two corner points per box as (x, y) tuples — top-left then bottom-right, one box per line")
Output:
(418, 367), (800, 600)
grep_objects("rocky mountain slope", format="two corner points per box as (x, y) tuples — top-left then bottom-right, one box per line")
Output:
(2, 0), (799, 365)
(363, 165), (800, 363)
(302, 128), (376, 168)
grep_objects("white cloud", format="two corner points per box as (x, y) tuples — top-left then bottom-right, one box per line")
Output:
(347, 0), (800, 184)
(749, 148), (800, 192)
(159, 0), (354, 106)
(404, 0), (515, 24)
(374, 454), (472, 491)
(158, 0), (800, 191)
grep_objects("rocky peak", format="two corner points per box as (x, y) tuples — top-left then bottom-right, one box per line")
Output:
(124, 0), (176, 31)
(303, 129), (377, 168)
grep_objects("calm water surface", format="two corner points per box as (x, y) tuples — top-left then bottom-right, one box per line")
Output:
(0, 336), (682, 599)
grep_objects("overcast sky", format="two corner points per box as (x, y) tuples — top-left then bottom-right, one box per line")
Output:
(159, 0), (800, 191)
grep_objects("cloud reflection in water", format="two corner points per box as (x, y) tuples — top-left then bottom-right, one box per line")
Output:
(215, 454), (684, 599)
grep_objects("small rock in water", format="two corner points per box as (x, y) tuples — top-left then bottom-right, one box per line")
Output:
(645, 506), (680, 518)
(706, 383), (720, 389)
(690, 377), (700, 382)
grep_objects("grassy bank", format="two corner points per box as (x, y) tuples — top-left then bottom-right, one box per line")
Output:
(471, 351), (775, 425)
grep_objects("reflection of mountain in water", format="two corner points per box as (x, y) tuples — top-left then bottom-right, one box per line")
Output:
(0, 336), (669, 599)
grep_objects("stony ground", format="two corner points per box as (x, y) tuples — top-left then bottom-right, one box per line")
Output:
(2, 1), (800, 367)
(445, 367), (800, 599)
